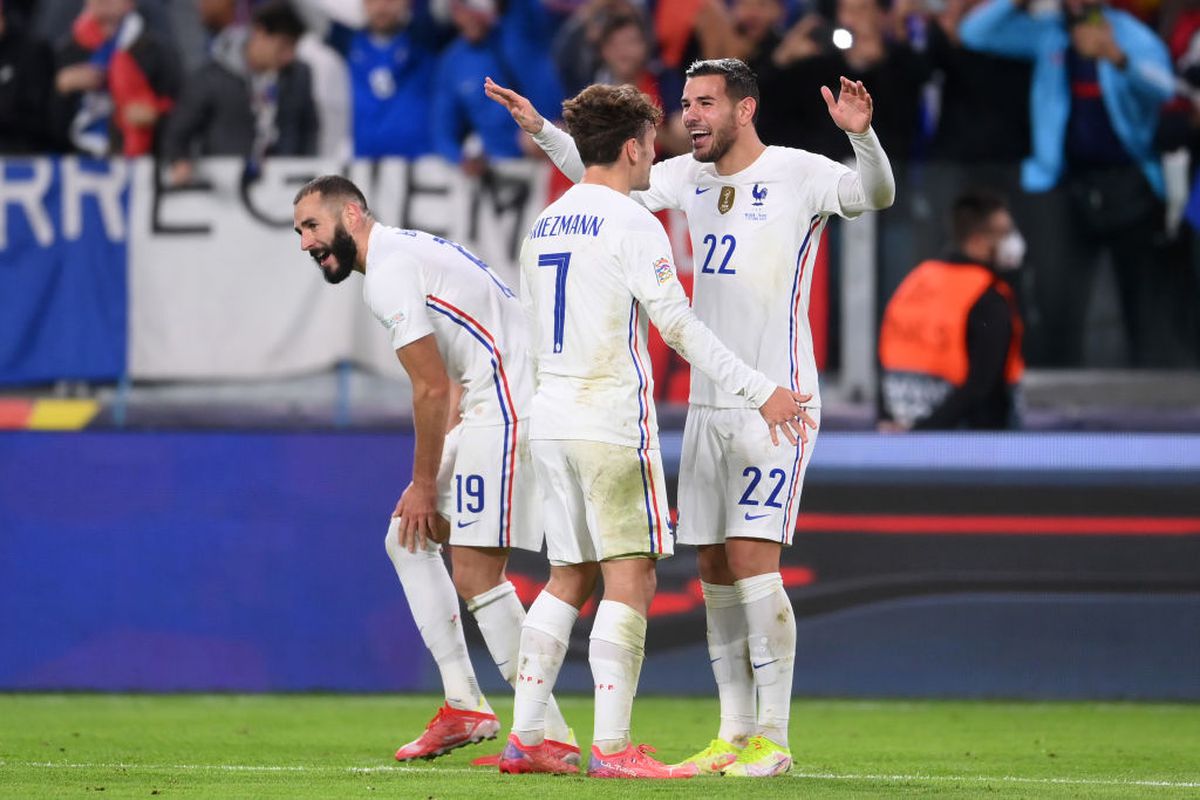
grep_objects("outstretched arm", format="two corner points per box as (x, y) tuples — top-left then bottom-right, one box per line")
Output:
(624, 232), (817, 446)
(822, 77), (896, 214)
(485, 76), (586, 182)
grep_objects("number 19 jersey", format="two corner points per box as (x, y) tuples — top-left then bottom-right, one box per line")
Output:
(519, 183), (775, 449)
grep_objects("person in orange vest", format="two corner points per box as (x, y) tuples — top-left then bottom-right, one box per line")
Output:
(878, 189), (1025, 430)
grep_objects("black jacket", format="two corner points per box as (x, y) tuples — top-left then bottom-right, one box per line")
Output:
(162, 58), (317, 162)
(0, 25), (54, 153)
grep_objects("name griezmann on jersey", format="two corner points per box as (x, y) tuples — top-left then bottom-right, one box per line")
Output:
(529, 213), (605, 239)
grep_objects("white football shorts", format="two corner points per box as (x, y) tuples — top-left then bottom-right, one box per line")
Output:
(676, 405), (820, 546)
(531, 439), (673, 565)
(435, 420), (543, 552)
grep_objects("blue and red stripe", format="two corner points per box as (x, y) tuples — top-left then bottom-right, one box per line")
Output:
(425, 295), (518, 546)
(626, 300), (664, 554)
(781, 215), (822, 542)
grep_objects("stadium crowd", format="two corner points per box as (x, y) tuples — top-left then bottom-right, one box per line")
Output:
(3, 0), (1200, 373)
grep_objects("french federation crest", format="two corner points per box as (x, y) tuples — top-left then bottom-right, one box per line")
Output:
(752, 183), (768, 206)
(718, 186), (736, 214)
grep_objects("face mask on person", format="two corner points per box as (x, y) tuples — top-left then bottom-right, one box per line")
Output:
(994, 230), (1026, 271)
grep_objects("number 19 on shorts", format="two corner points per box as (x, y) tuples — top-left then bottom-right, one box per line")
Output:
(455, 474), (485, 514)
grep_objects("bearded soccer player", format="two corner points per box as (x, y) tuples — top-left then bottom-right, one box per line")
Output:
(486, 59), (894, 776)
(498, 83), (811, 779)
(292, 176), (577, 769)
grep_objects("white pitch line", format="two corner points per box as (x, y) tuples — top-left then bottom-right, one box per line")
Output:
(3, 761), (1199, 788)
(790, 771), (1200, 789)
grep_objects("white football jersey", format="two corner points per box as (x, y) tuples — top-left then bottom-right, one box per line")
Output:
(634, 147), (854, 409)
(519, 183), (775, 449)
(362, 223), (533, 427)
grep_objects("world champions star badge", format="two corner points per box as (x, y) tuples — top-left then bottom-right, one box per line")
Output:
(718, 186), (735, 214)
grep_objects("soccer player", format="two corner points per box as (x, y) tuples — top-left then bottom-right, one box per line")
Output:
(495, 83), (813, 779)
(291, 176), (578, 769)
(486, 59), (895, 776)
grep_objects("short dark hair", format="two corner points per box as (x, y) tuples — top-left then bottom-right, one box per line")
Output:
(685, 58), (761, 108)
(293, 175), (370, 214)
(561, 84), (663, 167)
(599, 14), (645, 47)
(950, 189), (1007, 247)
(252, 0), (306, 41)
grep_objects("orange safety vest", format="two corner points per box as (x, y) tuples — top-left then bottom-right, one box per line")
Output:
(879, 260), (1024, 387)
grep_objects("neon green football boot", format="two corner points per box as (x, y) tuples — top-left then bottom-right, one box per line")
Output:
(670, 738), (741, 775)
(721, 735), (792, 777)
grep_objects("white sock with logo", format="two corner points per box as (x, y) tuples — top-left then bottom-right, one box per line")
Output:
(736, 572), (795, 748)
(384, 526), (490, 714)
(701, 581), (757, 746)
(511, 590), (578, 746)
(589, 600), (648, 756)
(467, 581), (572, 744)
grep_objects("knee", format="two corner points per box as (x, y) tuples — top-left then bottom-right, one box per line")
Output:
(452, 569), (497, 602)
(725, 543), (779, 582)
(545, 567), (597, 609)
(696, 545), (733, 584)
(449, 549), (508, 601)
(384, 526), (402, 565)
(642, 567), (657, 599)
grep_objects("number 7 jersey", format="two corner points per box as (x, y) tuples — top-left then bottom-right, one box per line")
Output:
(519, 183), (776, 449)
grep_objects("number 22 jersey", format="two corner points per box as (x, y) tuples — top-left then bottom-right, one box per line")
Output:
(635, 147), (854, 410)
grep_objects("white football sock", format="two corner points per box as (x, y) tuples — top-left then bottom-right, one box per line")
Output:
(736, 572), (795, 748)
(511, 590), (577, 746)
(589, 600), (647, 755)
(467, 581), (572, 743)
(384, 525), (489, 714)
(701, 580), (757, 746)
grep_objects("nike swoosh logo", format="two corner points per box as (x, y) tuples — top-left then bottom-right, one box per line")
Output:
(456, 520), (478, 528)
(695, 187), (712, 194)
(752, 659), (780, 670)
(744, 512), (770, 521)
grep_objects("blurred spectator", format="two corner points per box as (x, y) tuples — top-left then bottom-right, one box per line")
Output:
(960, 0), (1175, 367)
(164, 1), (317, 184)
(769, 0), (929, 159)
(198, 0), (239, 39)
(1163, 2), (1200, 361)
(297, 30), (351, 159)
(431, 0), (564, 170)
(0, 0), (54, 154)
(36, 0), (175, 48)
(343, 0), (437, 158)
(553, 0), (644, 95)
(593, 13), (688, 153)
(878, 189), (1025, 431)
(903, 0), (1033, 275)
(52, 0), (181, 157)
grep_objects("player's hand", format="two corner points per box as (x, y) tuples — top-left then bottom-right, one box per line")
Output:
(391, 480), (442, 553)
(759, 387), (818, 446)
(821, 76), (873, 135)
(484, 76), (545, 135)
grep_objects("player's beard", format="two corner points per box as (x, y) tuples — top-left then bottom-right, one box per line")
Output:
(690, 112), (737, 164)
(313, 224), (358, 284)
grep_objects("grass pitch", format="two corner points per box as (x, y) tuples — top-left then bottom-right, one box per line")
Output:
(1, 694), (1197, 798)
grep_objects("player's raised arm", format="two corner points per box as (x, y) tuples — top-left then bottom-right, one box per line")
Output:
(485, 76), (586, 183)
(393, 334), (452, 552)
(821, 77), (896, 215)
